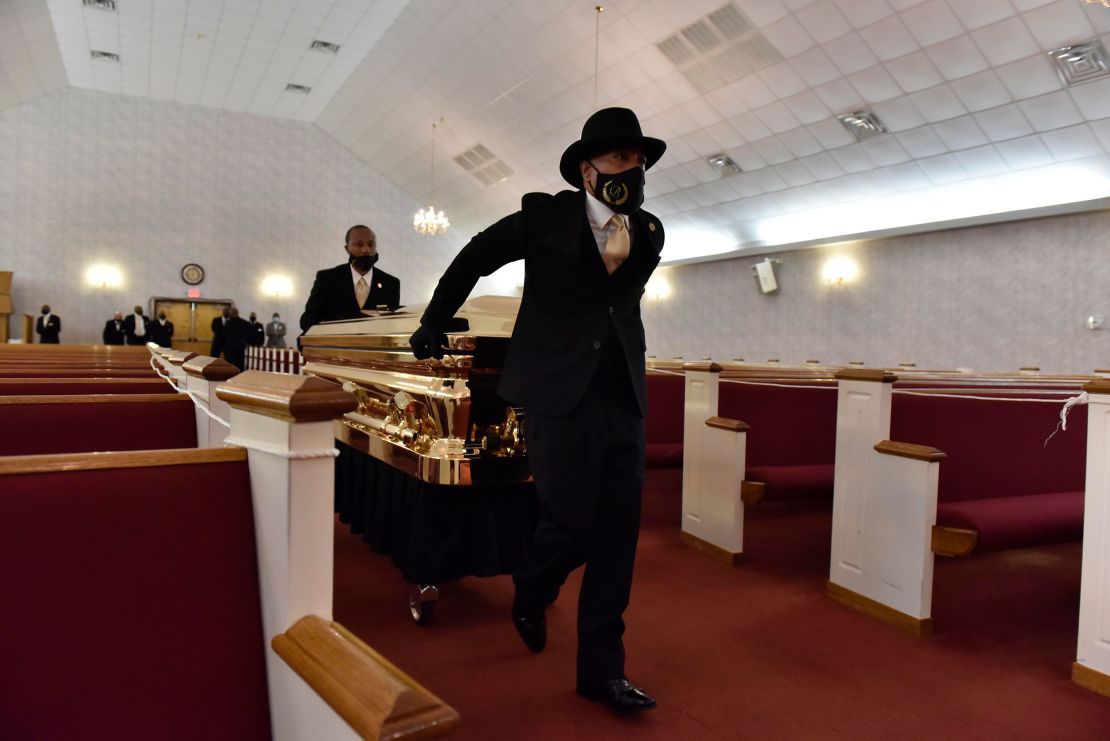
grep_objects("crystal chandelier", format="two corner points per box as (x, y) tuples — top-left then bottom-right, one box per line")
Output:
(413, 118), (449, 235)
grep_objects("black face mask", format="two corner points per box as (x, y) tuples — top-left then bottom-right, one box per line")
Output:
(158, 314), (166, 320)
(589, 162), (645, 215)
(41, 308), (50, 315)
(350, 254), (378, 272)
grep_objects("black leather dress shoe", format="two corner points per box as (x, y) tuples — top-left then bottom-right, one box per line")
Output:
(511, 608), (546, 653)
(577, 678), (656, 712)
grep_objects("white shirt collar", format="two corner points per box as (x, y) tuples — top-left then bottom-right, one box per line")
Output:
(350, 263), (374, 286)
(584, 189), (624, 229)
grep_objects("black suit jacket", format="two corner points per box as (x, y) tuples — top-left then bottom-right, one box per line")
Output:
(102, 320), (125, 345)
(222, 316), (251, 352)
(150, 320), (174, 347)
(299, 264), (401, 332)
(122, 314), (150, 344)
(421, 189), (664, 417)
(35, 315), (61, 343)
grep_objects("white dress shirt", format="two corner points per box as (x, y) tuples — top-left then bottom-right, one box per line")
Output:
(584, 190), (629, 255)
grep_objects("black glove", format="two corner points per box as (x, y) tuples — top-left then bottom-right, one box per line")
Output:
(409, 324), (447, 359)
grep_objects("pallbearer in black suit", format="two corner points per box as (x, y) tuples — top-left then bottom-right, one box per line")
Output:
(410, 107), (666, 713)
(247, 313), (265, 347)
(122, 306), (149, 345)
(299, 225), (401, 335)
(35, 305), (61, 344)
(221, 307), (251, 371)
(102, 311), (125, 345)
(150, 311), (174, 347)
(210, 306), (229, 358)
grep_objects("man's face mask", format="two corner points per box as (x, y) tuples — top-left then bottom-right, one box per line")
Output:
(158, 314), (166, 320)
(589, 161), (645, 215)
(350, 254), (378, 272)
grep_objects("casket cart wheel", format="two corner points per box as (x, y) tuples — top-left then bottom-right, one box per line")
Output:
(409, 584), (440, 625)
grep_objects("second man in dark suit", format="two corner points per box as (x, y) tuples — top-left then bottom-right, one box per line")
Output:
(221, 307), (252, 371)
(150, 311), (174, 347)
(102, 311), (125, 345)
(299, 225), (401, 336)
(123, 306), (149, 345)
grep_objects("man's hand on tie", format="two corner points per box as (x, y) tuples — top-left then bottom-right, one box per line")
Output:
(409, 325), (447, 360)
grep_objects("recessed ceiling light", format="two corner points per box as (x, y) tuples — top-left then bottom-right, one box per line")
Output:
(90, 50), (119, 62)
(83, 0), (116, 10)
(310, 40), (341, 54)
(1047, 39), (1110, 86)
(837, 111), (886, 141)
(706, 153), (742, 176)
(285, 84), (311, 94)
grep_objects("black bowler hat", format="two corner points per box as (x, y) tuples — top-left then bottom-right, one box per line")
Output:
(559, 107), (667, 187)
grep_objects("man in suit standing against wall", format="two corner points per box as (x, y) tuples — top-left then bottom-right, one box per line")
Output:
(123, 305), (149, 345)
(248, 312), (265, 347)
(266, 313), (287, 348)
(150, 311), (174, 347)
(409, 107), (665, 714)
(210, 306), (229, 358)
(35, 305), (61, 343)
(102, 311), (125, 345)
(221, 307), (251, 371)
(299, 225), (401, 337)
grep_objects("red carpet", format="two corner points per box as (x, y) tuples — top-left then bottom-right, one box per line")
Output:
(333, 468), (1110, 739)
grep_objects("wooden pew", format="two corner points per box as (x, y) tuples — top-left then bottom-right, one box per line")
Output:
(826, 370), (1088, 636)
(0, 394), (197, 455)
(645, 371), (684, 469)
(0, 371), (460, 740)
(0, 378), (176, 395)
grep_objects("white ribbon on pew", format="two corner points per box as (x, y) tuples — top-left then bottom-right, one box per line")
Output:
(1042, 391), (1089, 446)
(892, 390), (1070, 403)
(150, 356), (232, 429)
(221, 436), (340, 459)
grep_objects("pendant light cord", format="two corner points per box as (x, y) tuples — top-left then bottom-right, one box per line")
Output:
(594, 6), (603, 109)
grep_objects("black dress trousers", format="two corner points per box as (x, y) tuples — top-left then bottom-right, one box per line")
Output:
(513, 328), (644, 689)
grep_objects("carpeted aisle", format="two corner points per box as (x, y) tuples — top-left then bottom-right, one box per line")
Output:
(332, 468), (1110, 740)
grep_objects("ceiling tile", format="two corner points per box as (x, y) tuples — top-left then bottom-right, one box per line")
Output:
(732, 111), (774, 142)
(1089, 118), (1110, 150)
(814, 77), (866, 112)
(849, 63), (902, 103)
(754, 101), (802, 133)
(752, 166), (790, 191)
(776, 159), (818, 185)
(1019, 90), (1084, 131)
(1011, 0), (1057, 11)
(795, 0), (852, 43)
(733, 75), (778, 109)
(917, 151), (967, 183)
(735, 0), (791, 26)
(789, 46), (840, 86)
(830, 143), (876, 172)
(1085, 5), (1110, 34)
(860, 134), (910, 165)
(823, 31), (881, 75)
(751, 135), (794, 164)
(858, 15), (919, 61)
(900, 0), (963, 47)
(763, 13), (816, 56)
(1040, 123), (1103, 161)
(831, 0), (893, 29)
(971, 17), (1041, 66)
(781, 89), (831, 124)
(932, 115), (989, 150)
(1068, 75), (1110, 120)
(973, 103), (1036, 142)
(994, 134), (1057, 169)
(870, 95), (927, 131)
(757, 61), (808, 99)
(1021, 0), (1096, 51)
(730, 143), (769, 171)
(954, 144), (1008, 177)
(910, 83), (968, 122)
(924, 35), (990, 82)
(808, 117), (857, 147)
(779, 125), (824, 156)
(949, 69), (1013, 112)
(948, 0), (1016, 31)
(995, 54), (1065, 100)
(799, 151), (846, 179)
(876, 160), (930, 190)
(885, 50), (943, 92)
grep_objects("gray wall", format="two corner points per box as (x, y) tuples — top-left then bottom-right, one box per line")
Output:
(642, 208), (1110, 374)
(0, 87), (471, 344)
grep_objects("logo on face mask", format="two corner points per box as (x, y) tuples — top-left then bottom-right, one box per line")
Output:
(600, 180), (629, 207)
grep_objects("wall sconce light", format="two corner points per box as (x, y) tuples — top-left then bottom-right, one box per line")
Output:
(646, 273), (672, 302)
(821, 255), (860, 286)
(260, 274), (294, 298)
(85, 264), (123, 288)
(1088, 314), (1104, 330)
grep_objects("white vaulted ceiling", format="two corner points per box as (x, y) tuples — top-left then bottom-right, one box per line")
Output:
(6, 0), (1110, 263)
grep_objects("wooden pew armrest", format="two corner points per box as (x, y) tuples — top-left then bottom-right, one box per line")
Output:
(706, 416), (749, 432)
(272, 615), (460, 740)
(740, 480), (765, 504)
(874, 439), (946, 461)
(931, 525), (979, 557)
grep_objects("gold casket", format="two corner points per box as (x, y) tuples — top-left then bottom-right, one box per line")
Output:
(301, 295), (528, 486)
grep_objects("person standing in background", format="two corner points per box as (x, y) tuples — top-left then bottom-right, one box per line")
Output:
(102, 311), (125, 345)
(35, 305), (60, 344)
(221, 307), (251, 371)
(248, 312), (265, 347)
(150, 311), (174, 347)
(123, 305), (149, 345)
(266, 313), (287, 348)
(210, 305), (230, 358)
(299, 225), (401, 334)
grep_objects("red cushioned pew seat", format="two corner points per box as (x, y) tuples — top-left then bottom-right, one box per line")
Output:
(0, 449), (271, 741)
(646, 372), (685, 468)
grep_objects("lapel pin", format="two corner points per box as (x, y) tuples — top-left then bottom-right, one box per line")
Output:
(648, 222), (656, 232)
(377, 283), (382, 288)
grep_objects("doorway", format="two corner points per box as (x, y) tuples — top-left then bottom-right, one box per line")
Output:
(151, 298), (233, 356)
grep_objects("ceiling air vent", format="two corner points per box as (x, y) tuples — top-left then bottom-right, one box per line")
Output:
(837, 111), (886, 141)
(454, 144), (514, 186)
(706, 153), (742, 176)
(655, 3), (781, 94)
(1048, 40), (1110, 86)
(310, 40), (341, 54)
(83, 0), (116, 10)
(90, 50), (119, 62)
(285, 84), (312, 93)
